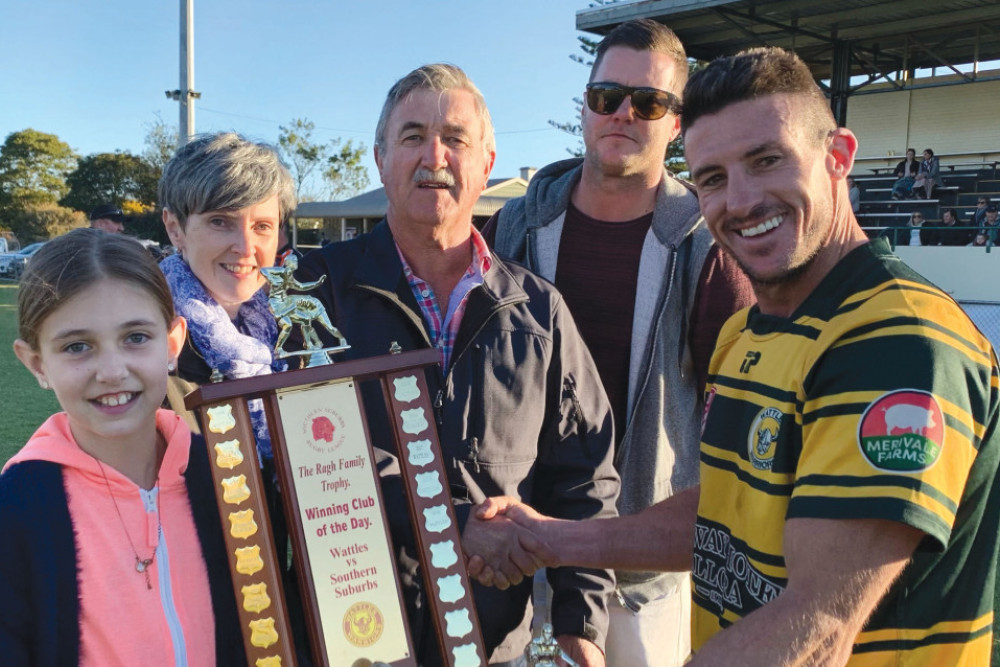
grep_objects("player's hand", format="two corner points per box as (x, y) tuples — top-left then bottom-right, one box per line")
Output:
(462, 509), (545, 589)
(465, 496), (560, 587)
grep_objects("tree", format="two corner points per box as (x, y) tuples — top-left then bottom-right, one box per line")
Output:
(548, 33), (602, 157)
(143, 116), (179, 174)
(323, 138), (370, 200)
(7, 202), (86, 242)
(60, 152), (160, 214)
(0, 129), (77, 218)
(278, 118), (328, 201)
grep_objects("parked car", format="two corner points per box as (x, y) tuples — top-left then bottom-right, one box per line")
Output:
(0, 242), (46, 279)
(0, 234), (20, 254)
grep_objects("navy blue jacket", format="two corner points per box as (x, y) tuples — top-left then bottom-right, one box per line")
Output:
(0, 435), (246, 666)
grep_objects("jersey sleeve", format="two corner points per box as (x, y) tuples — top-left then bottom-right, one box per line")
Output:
(789, 284), (996, 550)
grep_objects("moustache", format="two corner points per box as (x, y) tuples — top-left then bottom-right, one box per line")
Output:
(413, 168), (455, 187)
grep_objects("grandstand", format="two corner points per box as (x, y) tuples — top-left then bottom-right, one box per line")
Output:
(853, 161), (999, 238)
(851, 159), (999, 353)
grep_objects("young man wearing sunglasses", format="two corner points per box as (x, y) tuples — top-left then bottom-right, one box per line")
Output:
(485, 18), (752, 667)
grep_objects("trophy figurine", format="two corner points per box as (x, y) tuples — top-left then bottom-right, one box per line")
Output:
(262, 254), (350, 367)
(526, 623), (578, 666)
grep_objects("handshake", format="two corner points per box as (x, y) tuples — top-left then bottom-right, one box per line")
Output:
(460, 496), (562, 590)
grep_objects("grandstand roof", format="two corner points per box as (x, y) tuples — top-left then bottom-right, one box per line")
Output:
(576, 0), (1000, 84)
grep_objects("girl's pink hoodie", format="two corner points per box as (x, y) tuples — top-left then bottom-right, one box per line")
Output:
(5, 409), (216, 666)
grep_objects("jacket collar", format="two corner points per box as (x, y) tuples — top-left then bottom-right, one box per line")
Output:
(353, 219), (529, 321)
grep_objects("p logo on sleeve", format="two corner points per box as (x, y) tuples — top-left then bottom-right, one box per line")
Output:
(858, 390), (944, 472)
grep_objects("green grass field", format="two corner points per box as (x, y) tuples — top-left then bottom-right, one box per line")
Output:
(0, 279), (997, 662)
(0, 283), (60, 462)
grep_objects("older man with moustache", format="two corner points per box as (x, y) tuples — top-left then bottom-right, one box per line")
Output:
(295, 64), (620, 666)
(470, 47), (1000, 666)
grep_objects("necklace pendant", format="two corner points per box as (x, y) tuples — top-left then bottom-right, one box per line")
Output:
(136, 557), (154, 590)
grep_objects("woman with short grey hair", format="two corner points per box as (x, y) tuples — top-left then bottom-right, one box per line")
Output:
(158, 131), (295, 559)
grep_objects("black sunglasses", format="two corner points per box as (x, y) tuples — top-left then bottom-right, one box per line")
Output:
(585, 82), (681, 121)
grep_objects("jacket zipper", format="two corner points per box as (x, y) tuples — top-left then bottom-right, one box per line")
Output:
(615, 586), (642, 614)
(468, 343), (484, 473)
(525, 228), (538, 272)
(434, 389), (445, 427)
(616, 243), (678, 467)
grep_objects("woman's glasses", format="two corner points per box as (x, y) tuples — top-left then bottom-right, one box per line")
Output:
(585, 82), (681, 121)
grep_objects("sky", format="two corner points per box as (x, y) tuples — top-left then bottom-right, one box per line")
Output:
(0, 0), (601, 200)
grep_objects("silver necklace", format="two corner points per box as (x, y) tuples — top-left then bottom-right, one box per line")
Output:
(94, 459), (162, 590)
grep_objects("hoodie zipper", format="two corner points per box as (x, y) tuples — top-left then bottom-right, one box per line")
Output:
(140, 487), (190, 667)
(615, 243), (678, 467)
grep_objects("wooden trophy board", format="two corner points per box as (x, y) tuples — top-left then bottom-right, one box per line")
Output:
(198, 397), (297, 665)
(187, 349), (487, 667)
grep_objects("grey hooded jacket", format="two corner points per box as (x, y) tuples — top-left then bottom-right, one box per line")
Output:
(493, 157), (714, 608)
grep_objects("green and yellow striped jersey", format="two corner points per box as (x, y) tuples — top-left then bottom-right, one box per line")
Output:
(693, 239), (1000, 665)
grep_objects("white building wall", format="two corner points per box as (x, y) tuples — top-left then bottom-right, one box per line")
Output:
(848, 78), (1000, 168)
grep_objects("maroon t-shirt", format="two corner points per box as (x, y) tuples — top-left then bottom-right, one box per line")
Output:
(556, 203), (653, 445)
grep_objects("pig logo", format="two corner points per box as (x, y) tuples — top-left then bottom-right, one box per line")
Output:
(858, 390), (944, 472)
(312, 416), (335, 442)
(883, 404), (935, 436)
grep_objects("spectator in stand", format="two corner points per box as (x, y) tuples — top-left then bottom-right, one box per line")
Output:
(983, 205), (999, 244)
(912, 148), (942, 200)
(969, 231), (990, 247)
(972, 197), (992, 228)
(933, 208), (973, 246)
(897, 211), (933, 246)
(890, 148), (919, 200)
(848, 176), (861, 212)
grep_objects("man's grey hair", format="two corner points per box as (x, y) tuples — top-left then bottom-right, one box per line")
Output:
(158, 132), (296, 227)
(374, 63), (495, 157)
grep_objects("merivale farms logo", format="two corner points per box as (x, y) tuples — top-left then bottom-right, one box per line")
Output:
(858, 390), (944, 472)
(301, 407), (347, 454)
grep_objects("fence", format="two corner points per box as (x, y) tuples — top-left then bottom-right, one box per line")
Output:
(962, 302), (1000, 356)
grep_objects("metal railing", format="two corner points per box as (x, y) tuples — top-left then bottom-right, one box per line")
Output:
(861, 224), (996, 250)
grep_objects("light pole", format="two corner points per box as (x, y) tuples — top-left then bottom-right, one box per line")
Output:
(165, 0), (200, 148)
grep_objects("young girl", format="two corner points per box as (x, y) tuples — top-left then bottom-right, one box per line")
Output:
(0, 228), (245, 666)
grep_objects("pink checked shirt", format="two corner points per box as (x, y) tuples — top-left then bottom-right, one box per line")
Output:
(396, 227), (493, 370)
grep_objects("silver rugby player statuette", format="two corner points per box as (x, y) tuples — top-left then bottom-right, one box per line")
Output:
(526, 623), (578, 666)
